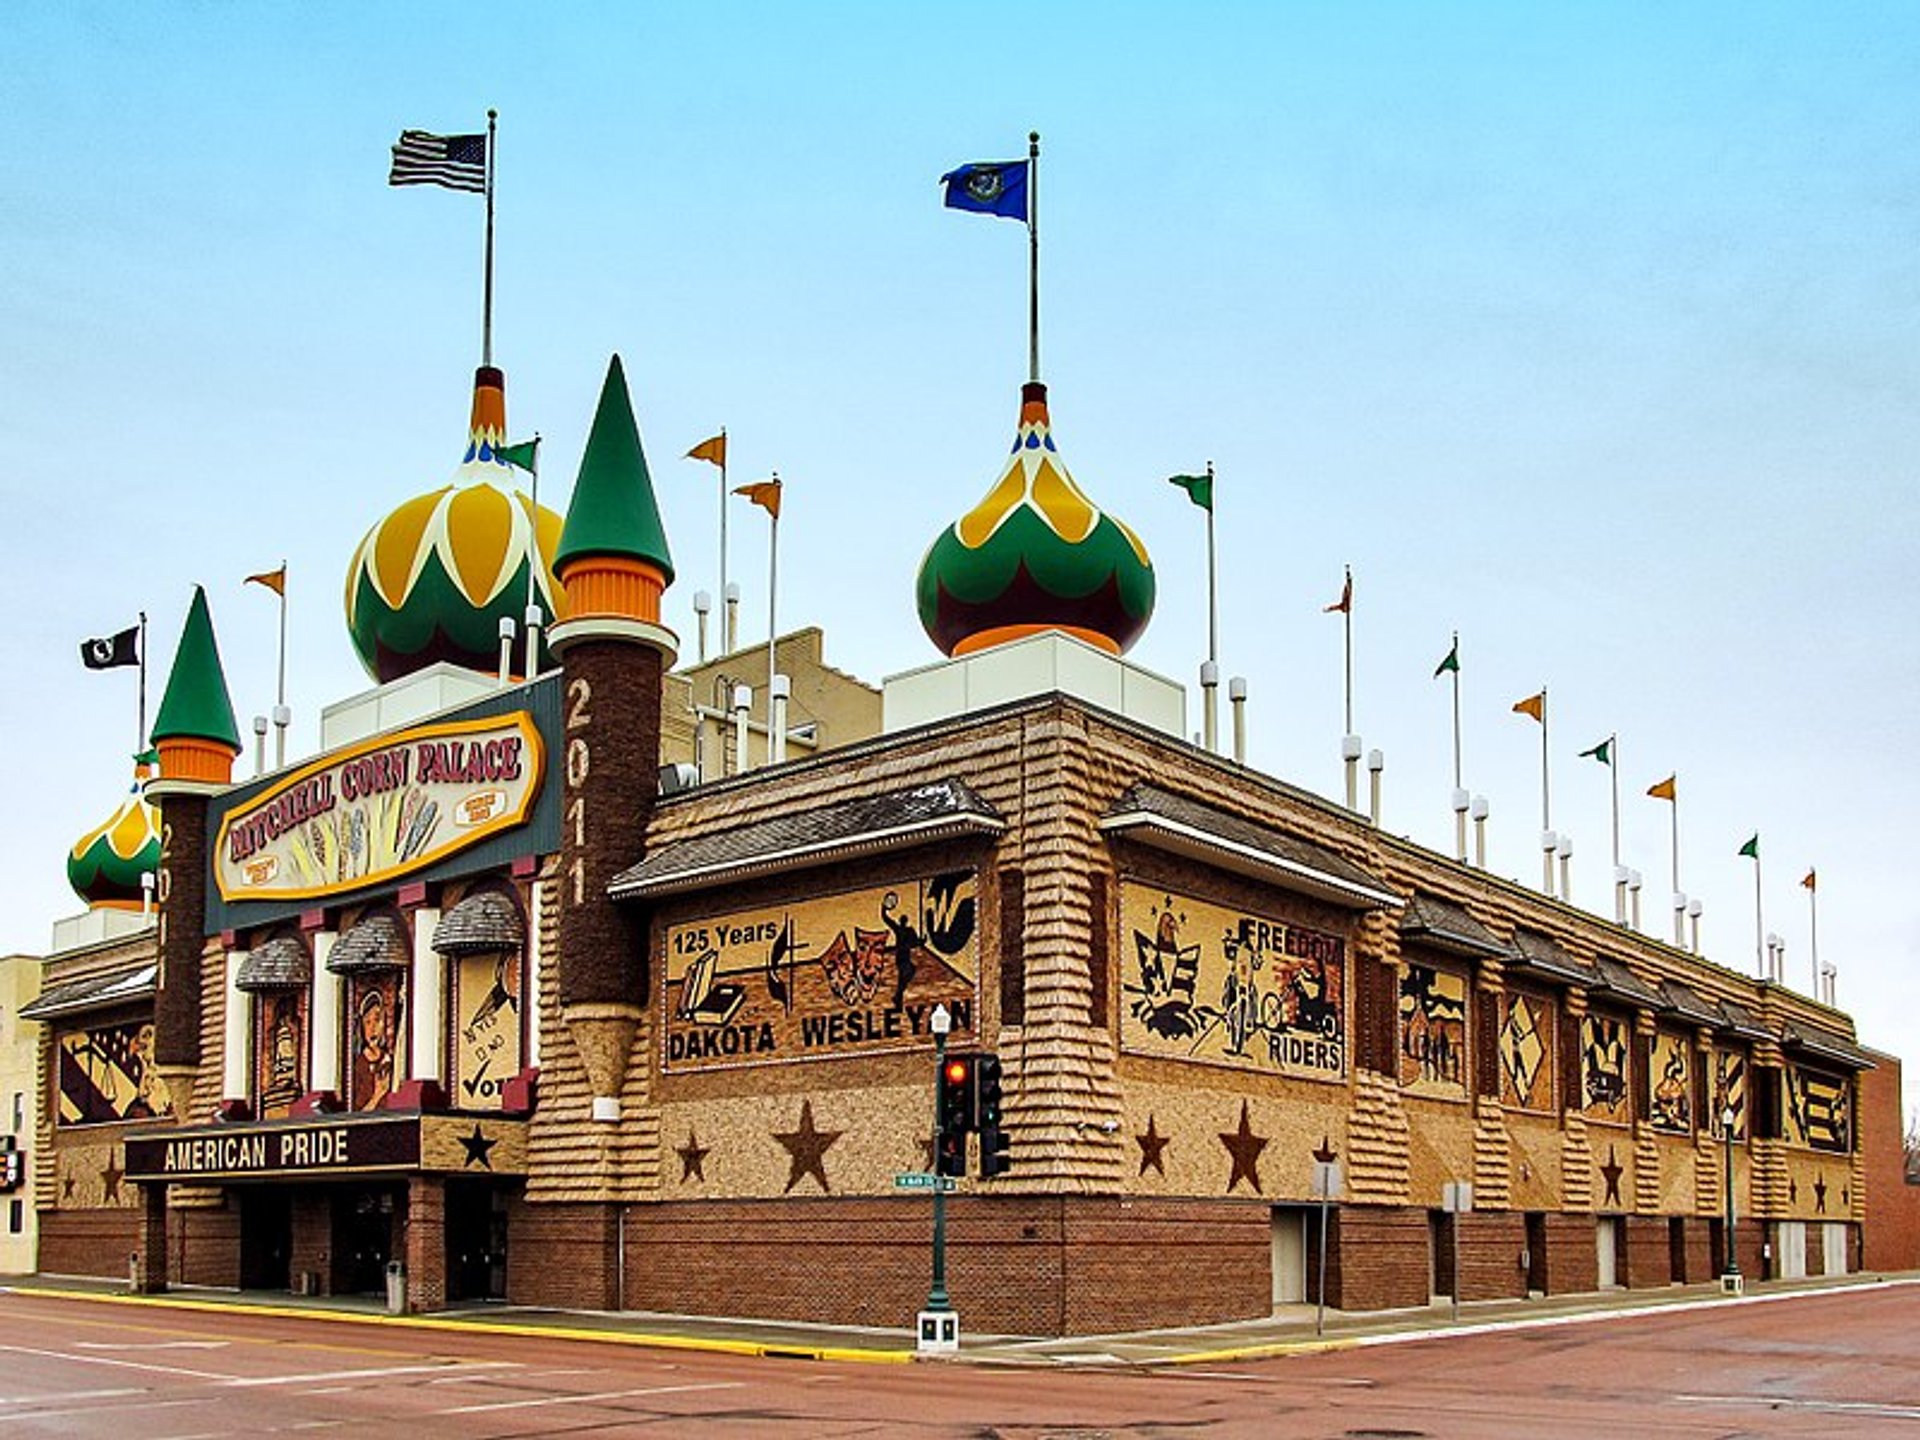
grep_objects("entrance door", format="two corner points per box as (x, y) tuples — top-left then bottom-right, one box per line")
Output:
(1271, 1207), (1306, 1306)
(1429, 1211), (1455, 1300)
(239, 1189), (291, 1291)
(332, 1186), (397, 1295)
(1524, 1213), (1548, 1294)
(1822, 1222), (1848, 1276)
(446, 1181), (510, 1302)
(1668, 1217), (1687, 1284)
(1777, 1220), (1807, 1279)
(1596, 1216), (1620, 1288)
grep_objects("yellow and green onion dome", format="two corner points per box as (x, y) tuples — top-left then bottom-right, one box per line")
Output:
(67, 753), (161, 910)
(345, 366), (566, 683)
(916, 382), (1155, 657)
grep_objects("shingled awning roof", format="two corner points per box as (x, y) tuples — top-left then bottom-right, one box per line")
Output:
(1099, 783), (1400, 911)
(1716, 998), (1775, 1042)
(1659, 979), (1726, 1029)
(1782, 1022), (1877, 1071)
(433, 890), (524, 955)
(1593, 956), (1665, 1010)
(1508, 929), (1598, 987)
(18, 961), (156, 1021)
(611, 779), (1006, 900)
(235, 935), (311, 993)
(328, 912), (411, 973)
(1399, 893), (1512, 959)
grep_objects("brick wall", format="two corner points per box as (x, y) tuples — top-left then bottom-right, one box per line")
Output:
(1621, 1215), (1672, 1288)
(1456, 1210), (1527, 1300)
(1859, 1053), (1920, 1271)
(1329, 1206), (1432, 1311)
(1682, 1219), (1717, 1283)
(37, 1206), (139, 1278)
(405, 1177), (445, 1313)
(175, 1202), (240, 1288)
(1540, 1211), (1598, 1295)
(508, 1199), (619, 1312)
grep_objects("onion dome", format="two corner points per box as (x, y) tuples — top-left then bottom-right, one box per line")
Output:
(67, 754), (162, 909)
(151, 585), (241, 784)
(916, 382), (1155, 657)
(345, 366), (566, 683)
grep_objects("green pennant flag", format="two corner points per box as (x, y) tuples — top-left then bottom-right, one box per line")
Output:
(499, 437), (540, 473)
(134, 747), (160, 766)
(1167, 472), (1212, 512)
(1579, 738), (1612, 766)
(1738, 834), (1759, 859)
(1432, 640), (1460, 678)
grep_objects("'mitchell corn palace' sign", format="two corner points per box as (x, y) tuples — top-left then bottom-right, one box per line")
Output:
(214, 713), (544, 902)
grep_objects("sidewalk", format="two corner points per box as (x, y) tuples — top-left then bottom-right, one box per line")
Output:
(7, 1269), (1911, 1368)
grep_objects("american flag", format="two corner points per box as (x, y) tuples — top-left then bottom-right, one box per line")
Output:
(388, 129), (487, 193)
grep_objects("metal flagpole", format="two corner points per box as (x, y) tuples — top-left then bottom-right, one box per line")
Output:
(766, 475), (780, 734)
(273, 564), (289, 768)
(482, 109), (497, 367)
(1609, 734), (1622, 922)
(1808, 876), (1819, 986)
(719, 428), (731, 653)
(1342, 570), (1353, 737)
(1750, 843), (1764, 980)
(522, 437), (543, 679)
(137, 610), (148, 750)
(1539, 688), (1551, 834)
(1670, 781), (1683, 947)
(1203, 460), (1218, 752)
(1450, 642), (1462, 791)
(1027, 131), (1040, 382)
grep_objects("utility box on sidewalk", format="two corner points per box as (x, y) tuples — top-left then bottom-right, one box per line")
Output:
(385, 1262), (407, 1315)
(916, 1309), (959, 1354)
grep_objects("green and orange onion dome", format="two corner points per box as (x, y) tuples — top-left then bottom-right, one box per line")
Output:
(345, 366), (565, 683)
(916, 382), (1154, 657)
(67, 752), (162, 909)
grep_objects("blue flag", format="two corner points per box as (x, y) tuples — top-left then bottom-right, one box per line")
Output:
(940, 160), (1030, 221)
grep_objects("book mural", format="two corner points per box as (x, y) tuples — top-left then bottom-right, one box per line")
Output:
(661, 870), (978, 1073)
(1119, 885), (1346, 1081)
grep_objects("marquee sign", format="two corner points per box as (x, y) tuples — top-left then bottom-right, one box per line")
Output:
(124, 1113), (529, 1180)
(214, 713), (543, 902)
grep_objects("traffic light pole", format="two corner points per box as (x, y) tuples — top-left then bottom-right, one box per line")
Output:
(928, 1010), (952, 1314)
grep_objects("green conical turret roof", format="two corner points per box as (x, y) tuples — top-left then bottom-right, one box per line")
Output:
(554, 354), (674, 583)
(151, 586), (241, 750)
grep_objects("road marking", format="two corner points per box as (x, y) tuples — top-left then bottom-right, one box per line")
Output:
(75, 1340), (231, 1351)
(0, 1386), (145, 1405)
(0, 1343), (230, 1380)
(6, 1398), (203, 1422)
(1675, 1394), (1920, 1421)
(440, 1380), (745, 1415)
(225, 1360), (520, 1388)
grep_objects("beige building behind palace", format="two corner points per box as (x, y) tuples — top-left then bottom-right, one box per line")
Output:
(1, 952), (47, 1273)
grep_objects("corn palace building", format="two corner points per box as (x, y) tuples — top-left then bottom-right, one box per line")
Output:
(24, 358), (1914, 1333)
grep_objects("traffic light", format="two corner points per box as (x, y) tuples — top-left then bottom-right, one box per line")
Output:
(977, 1053), (1012, 1178)
(938, 1053), (978, 1136)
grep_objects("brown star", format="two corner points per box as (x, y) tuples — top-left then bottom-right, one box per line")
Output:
(1788, 1177), (1798, 1204)
(1599, 1145), (1623, 1206)
(773, 1099), (842, 1193)
(677, 1128), (711, 1183)
(61, 1172), (76, 1200)
(1312, 1134), (1338, 1165)
(1813, 1174), (1828, 1214)
(100, 1155), (125, 1204)
(1218, 1100), (1269, 1194)
(1136, 1115), (1170, 1176)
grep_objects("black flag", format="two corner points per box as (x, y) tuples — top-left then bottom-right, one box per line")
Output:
(81, 626), (140, 670)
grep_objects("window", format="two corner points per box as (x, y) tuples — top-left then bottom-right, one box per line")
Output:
(7, 1199), (21, 1235)
(9, 1090), (21, 1132)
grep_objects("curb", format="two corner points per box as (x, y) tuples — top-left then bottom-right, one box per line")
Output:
(2, 1285), (917, 1366)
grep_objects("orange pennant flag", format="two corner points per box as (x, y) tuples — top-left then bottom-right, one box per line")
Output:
(686, 433), (727, 467)
(246, 564), (286, 597)
(1323, 568), (1352, 614)
(1647, 774), (1677, 802)
(1801, 868), (1817, 892)
(734, 479), (782, 519)
(1512, 690), (1545, 723)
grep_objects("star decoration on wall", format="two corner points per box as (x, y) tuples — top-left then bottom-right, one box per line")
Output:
(1788, 1177), (1798, 1204)
(1136, 1115), (1170, 1177)
(61, 1172), (76, 1200)
(100, 1156), (125, 1203)
(1842, 1186), (1850, 1207)
(1312, 1135), (1338, 1165)
(677, 1128), (711, 1183)
(1813, 1174), (1828, 1214)
(1599, 1145), (1623, 1206)
(1218, 1100), (1269, 1194)
(773, 1099), (842, 1193)
(458, 1125), (498, 1170)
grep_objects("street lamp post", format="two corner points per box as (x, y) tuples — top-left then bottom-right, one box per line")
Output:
(1720, 1103), (1741, 1287)
(928, 1003), (953, 1315)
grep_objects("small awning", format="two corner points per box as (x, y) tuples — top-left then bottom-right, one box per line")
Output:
(235, 935), (312, 993)
(1099, 783), (1400, 912)
(1399, 893), (1512, 960)
(433, 890), (524, 955)
(1716, 998), (1775, 1043)
(1782, 1022), (1876, 1071)
(1508, 929), (1598, 987)
(19, 962), (156, 1021)
(1659, 979), (1726, 1029)
(1593, 956), (1665, 1010)
(612, 779), (1006, 900)
(328, 912), (411, 974)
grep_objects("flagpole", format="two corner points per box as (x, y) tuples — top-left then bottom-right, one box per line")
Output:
(1750, 845), (1764, 980)
(1670, 780), (1683, 947)
(482, 108), (497, 368)
(137, 610), (148, 750)
(273, 562), (289, 768)
(1808, 877), (1819, 987)
(719, 428), (731, 654)
(1608, 733), (1622, 922)
(1027, 130), (1040, 383)
(1537, 688), (1553, 895)
(1203, 460), (1218, 752)
(1342, 568), (1353, 737)
(523, 437), (543, 679)
(1449, 633), (1462, 791)
(766, 473), (780, 736)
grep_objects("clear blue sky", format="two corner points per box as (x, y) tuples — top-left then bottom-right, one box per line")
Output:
(4, 5), (1915, 1117)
